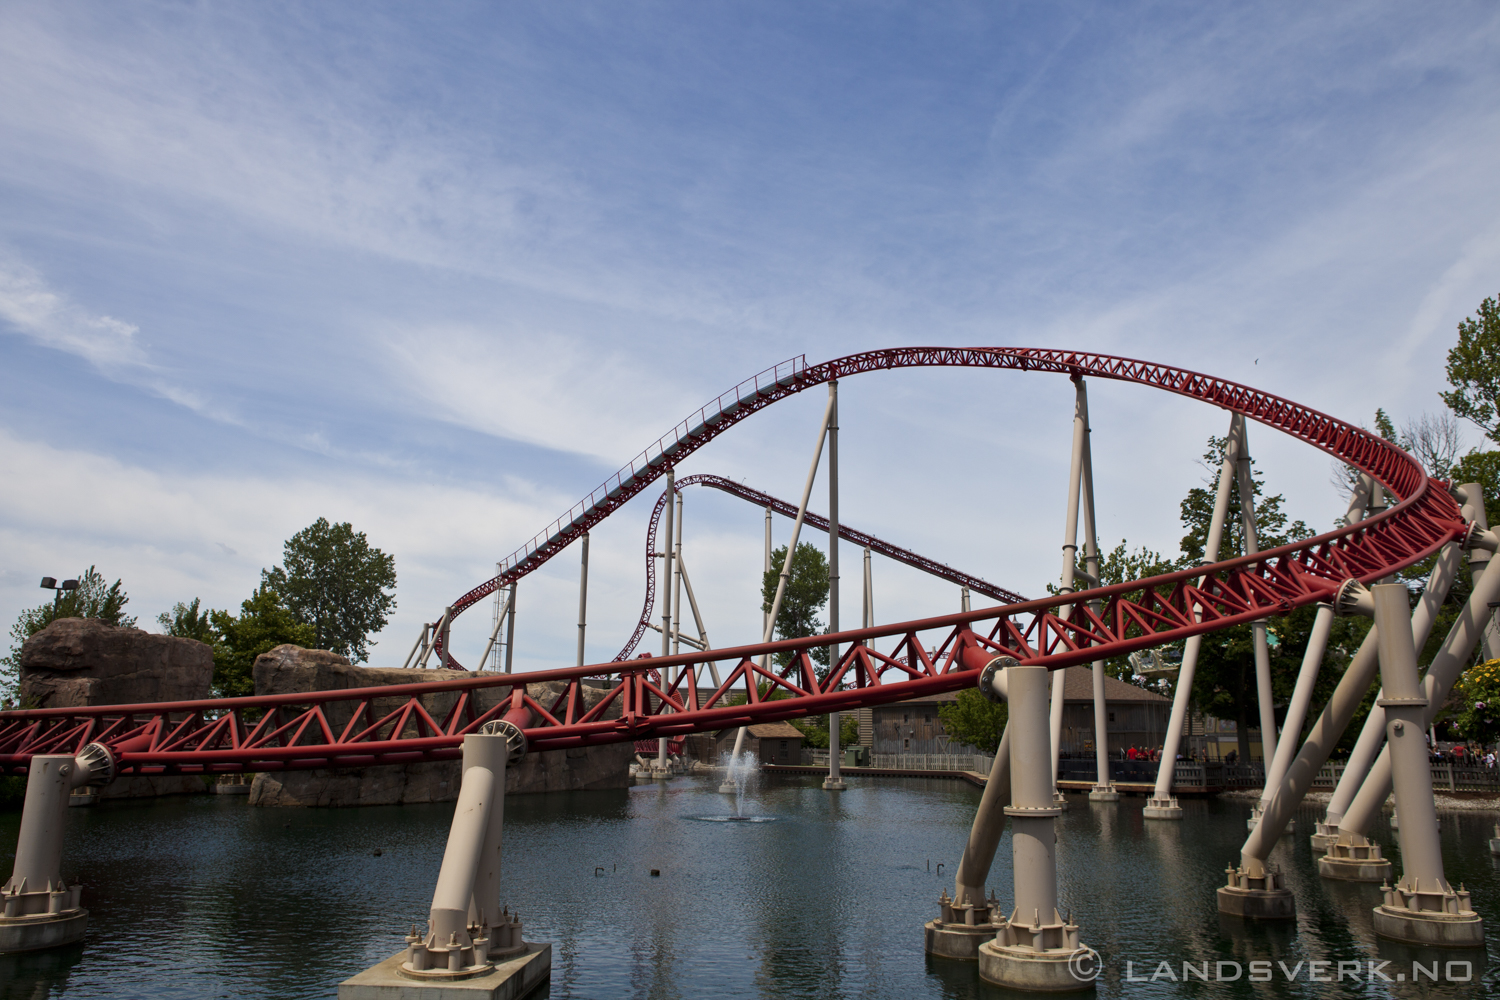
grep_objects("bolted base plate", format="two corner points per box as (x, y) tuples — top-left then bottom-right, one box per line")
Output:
(1142, 805), (1183, 821)
(822, 778), (847, 791)
(923, 919), (1000, 961)
(1309, 832), (1337, 853)
(1318, 855), (1391, 883)
(1087, 787), (1119, 803)
(978, 939), (1096, 992)
(1372, 906), (1484, 949)
(1217, 886), (1296, 921)
(0, 908), (88, 955)
(339, 942), (550, 1000)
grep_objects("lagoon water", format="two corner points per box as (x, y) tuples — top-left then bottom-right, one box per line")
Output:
(1, 774), (1497, 999)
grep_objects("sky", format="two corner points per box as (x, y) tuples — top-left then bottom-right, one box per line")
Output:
(2, 1), (1499, 675)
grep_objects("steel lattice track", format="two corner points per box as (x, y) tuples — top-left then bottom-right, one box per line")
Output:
(0, 348), (1464, 777)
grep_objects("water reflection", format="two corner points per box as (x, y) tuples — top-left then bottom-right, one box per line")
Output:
(0, 777), (1495, 999)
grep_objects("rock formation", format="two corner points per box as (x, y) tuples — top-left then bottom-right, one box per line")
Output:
(19, 618), (214, 798)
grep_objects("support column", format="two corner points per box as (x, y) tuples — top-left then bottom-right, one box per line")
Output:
(656, 470), (676, 777)
(344, 725), (549, 996)
(1461, 482), (1500, 661)
(1078, 395), (1115, 803)
(1314, 541), (1461, 852)
(979, 664), (1094, 991)
(824, 381), (846, 792)
(1146, 412), (1240, 819)
(1366, 584), (1484, 946)
(503, 583), (517, 674)
(727, 395), (836, 779)
(576, 533), (589, 668)
(1250, 603), (1333, 832)
(1050, 378), (1090, 812)
(1, 744), (112, 954)
(1322, 543), (1500, 889)
(438, 606), (454, 670)
(1232, 417), (1279, 781)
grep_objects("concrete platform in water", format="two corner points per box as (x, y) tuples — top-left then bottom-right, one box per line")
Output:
(338, 942), (550, 1000)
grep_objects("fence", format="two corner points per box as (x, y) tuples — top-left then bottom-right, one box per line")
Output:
(800, 750), (996, 773)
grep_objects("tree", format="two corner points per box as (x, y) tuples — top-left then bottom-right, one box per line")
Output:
(208, 586), (316, 698)
(938, 689), (1009, 754)
(791, 713), (859, 749)
(3, 567), (135, 705)
(760, 542), (831, 668)
(158, 598), (214, 644)
(1452, 658), (1500, 746)
(261, 518), (396, 662)
(1440, 294), (1500, 444)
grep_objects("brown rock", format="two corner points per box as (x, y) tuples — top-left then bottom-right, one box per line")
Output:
(20, 618), (213, 709)
(245, 646), (631, 807)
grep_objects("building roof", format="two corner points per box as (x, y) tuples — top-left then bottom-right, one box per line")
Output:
(716, 721), (804, 739)
(1060, 665), (1170, 703)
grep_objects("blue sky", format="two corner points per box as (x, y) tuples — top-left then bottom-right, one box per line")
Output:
(3, 2), (1499, 672)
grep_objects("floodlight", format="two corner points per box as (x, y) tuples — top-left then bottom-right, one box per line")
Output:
(40, 577), (56, 589)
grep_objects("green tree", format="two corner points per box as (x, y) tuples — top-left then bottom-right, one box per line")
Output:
(791, 713), (859, 749)
(1440, 294), (1500, 444)
(3, 567), (135, 705)
(760, 542), (831, 668)
(261, 518), (396, 662)
(937, 688), (1009, 754)
(208, 586), (316, 698)
(1452, 658), (1500, 746)
(158, 598), (215, 644)
(1451, 450), (1500, 515)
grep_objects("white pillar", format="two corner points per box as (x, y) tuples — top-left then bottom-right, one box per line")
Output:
(576, 533), (589, 668)
(1146, 412), (1240, 818)
(824, 381), (845, 791)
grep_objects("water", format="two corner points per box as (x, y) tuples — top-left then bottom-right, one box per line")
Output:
(1, 777), (1498, 999)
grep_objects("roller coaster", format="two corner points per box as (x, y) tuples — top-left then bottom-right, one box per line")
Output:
(0, 347), (1462, 778)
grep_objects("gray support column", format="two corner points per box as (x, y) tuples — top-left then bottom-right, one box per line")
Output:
(1050, 379), (1089, 810)
(438, 606), (454, 670)
(727, 396), (835, 773)
(1232, 416), (1279, 774)
(672, 493), (684, 658)
(926, 723), (1012, 959)
(1147, 411), (1240, 819)
(1252, 603), (1333, 830)
(1078, 395), (1115, 802)
(395, 729), (541, 979)
(657, 470), (676, 774)
(1459, 482), (1498, 660)
(503, 583), (517, 674)
(824, 381), (846, 792)
(1367, 584), (1482, 946)
(1315, 542), (1461, 845)
(1322, 545), (1500, 885)
(979, 665), (1094, 991)
(576, 533), (590, 668)
(1, 744), (109, 953)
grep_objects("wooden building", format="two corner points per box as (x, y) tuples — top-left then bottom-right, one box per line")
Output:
(713, 721), (804, 765)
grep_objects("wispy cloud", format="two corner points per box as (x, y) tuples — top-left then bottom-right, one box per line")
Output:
(0, 257), (146, 369)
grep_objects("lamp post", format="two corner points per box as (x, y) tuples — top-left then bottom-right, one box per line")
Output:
(39, 576), (79, 612)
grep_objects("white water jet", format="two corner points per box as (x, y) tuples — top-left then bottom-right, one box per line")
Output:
(718, 749), (761, 817)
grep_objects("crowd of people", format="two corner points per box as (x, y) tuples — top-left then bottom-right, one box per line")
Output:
(1430, 742), (1498, 768)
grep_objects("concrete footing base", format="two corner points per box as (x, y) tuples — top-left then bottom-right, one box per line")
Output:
(1372, 906), (1484, 948)
(1216, 885), (1296, 920)
(716, 783), (736, 794)
(1490, 837), (1500, 856)
(1142, 796), (1182, 820)
(1087, 786), (1118, 802)
(338, 943), (550, 1000)
(924, 920), (1000, 961)
(1052, 791), (1069, 811)
(1318, 855), (1391, 883)
(0, 909), (88, 954)
(822, 778), (846, 791)
(1309, 823), (1338, 853)
(978, 939), (1095, 992)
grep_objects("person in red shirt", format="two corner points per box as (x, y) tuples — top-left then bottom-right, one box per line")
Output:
(1127, 746), (1138, 760)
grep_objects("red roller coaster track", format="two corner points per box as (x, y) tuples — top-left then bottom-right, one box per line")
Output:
(0, 348), (1465, 778)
